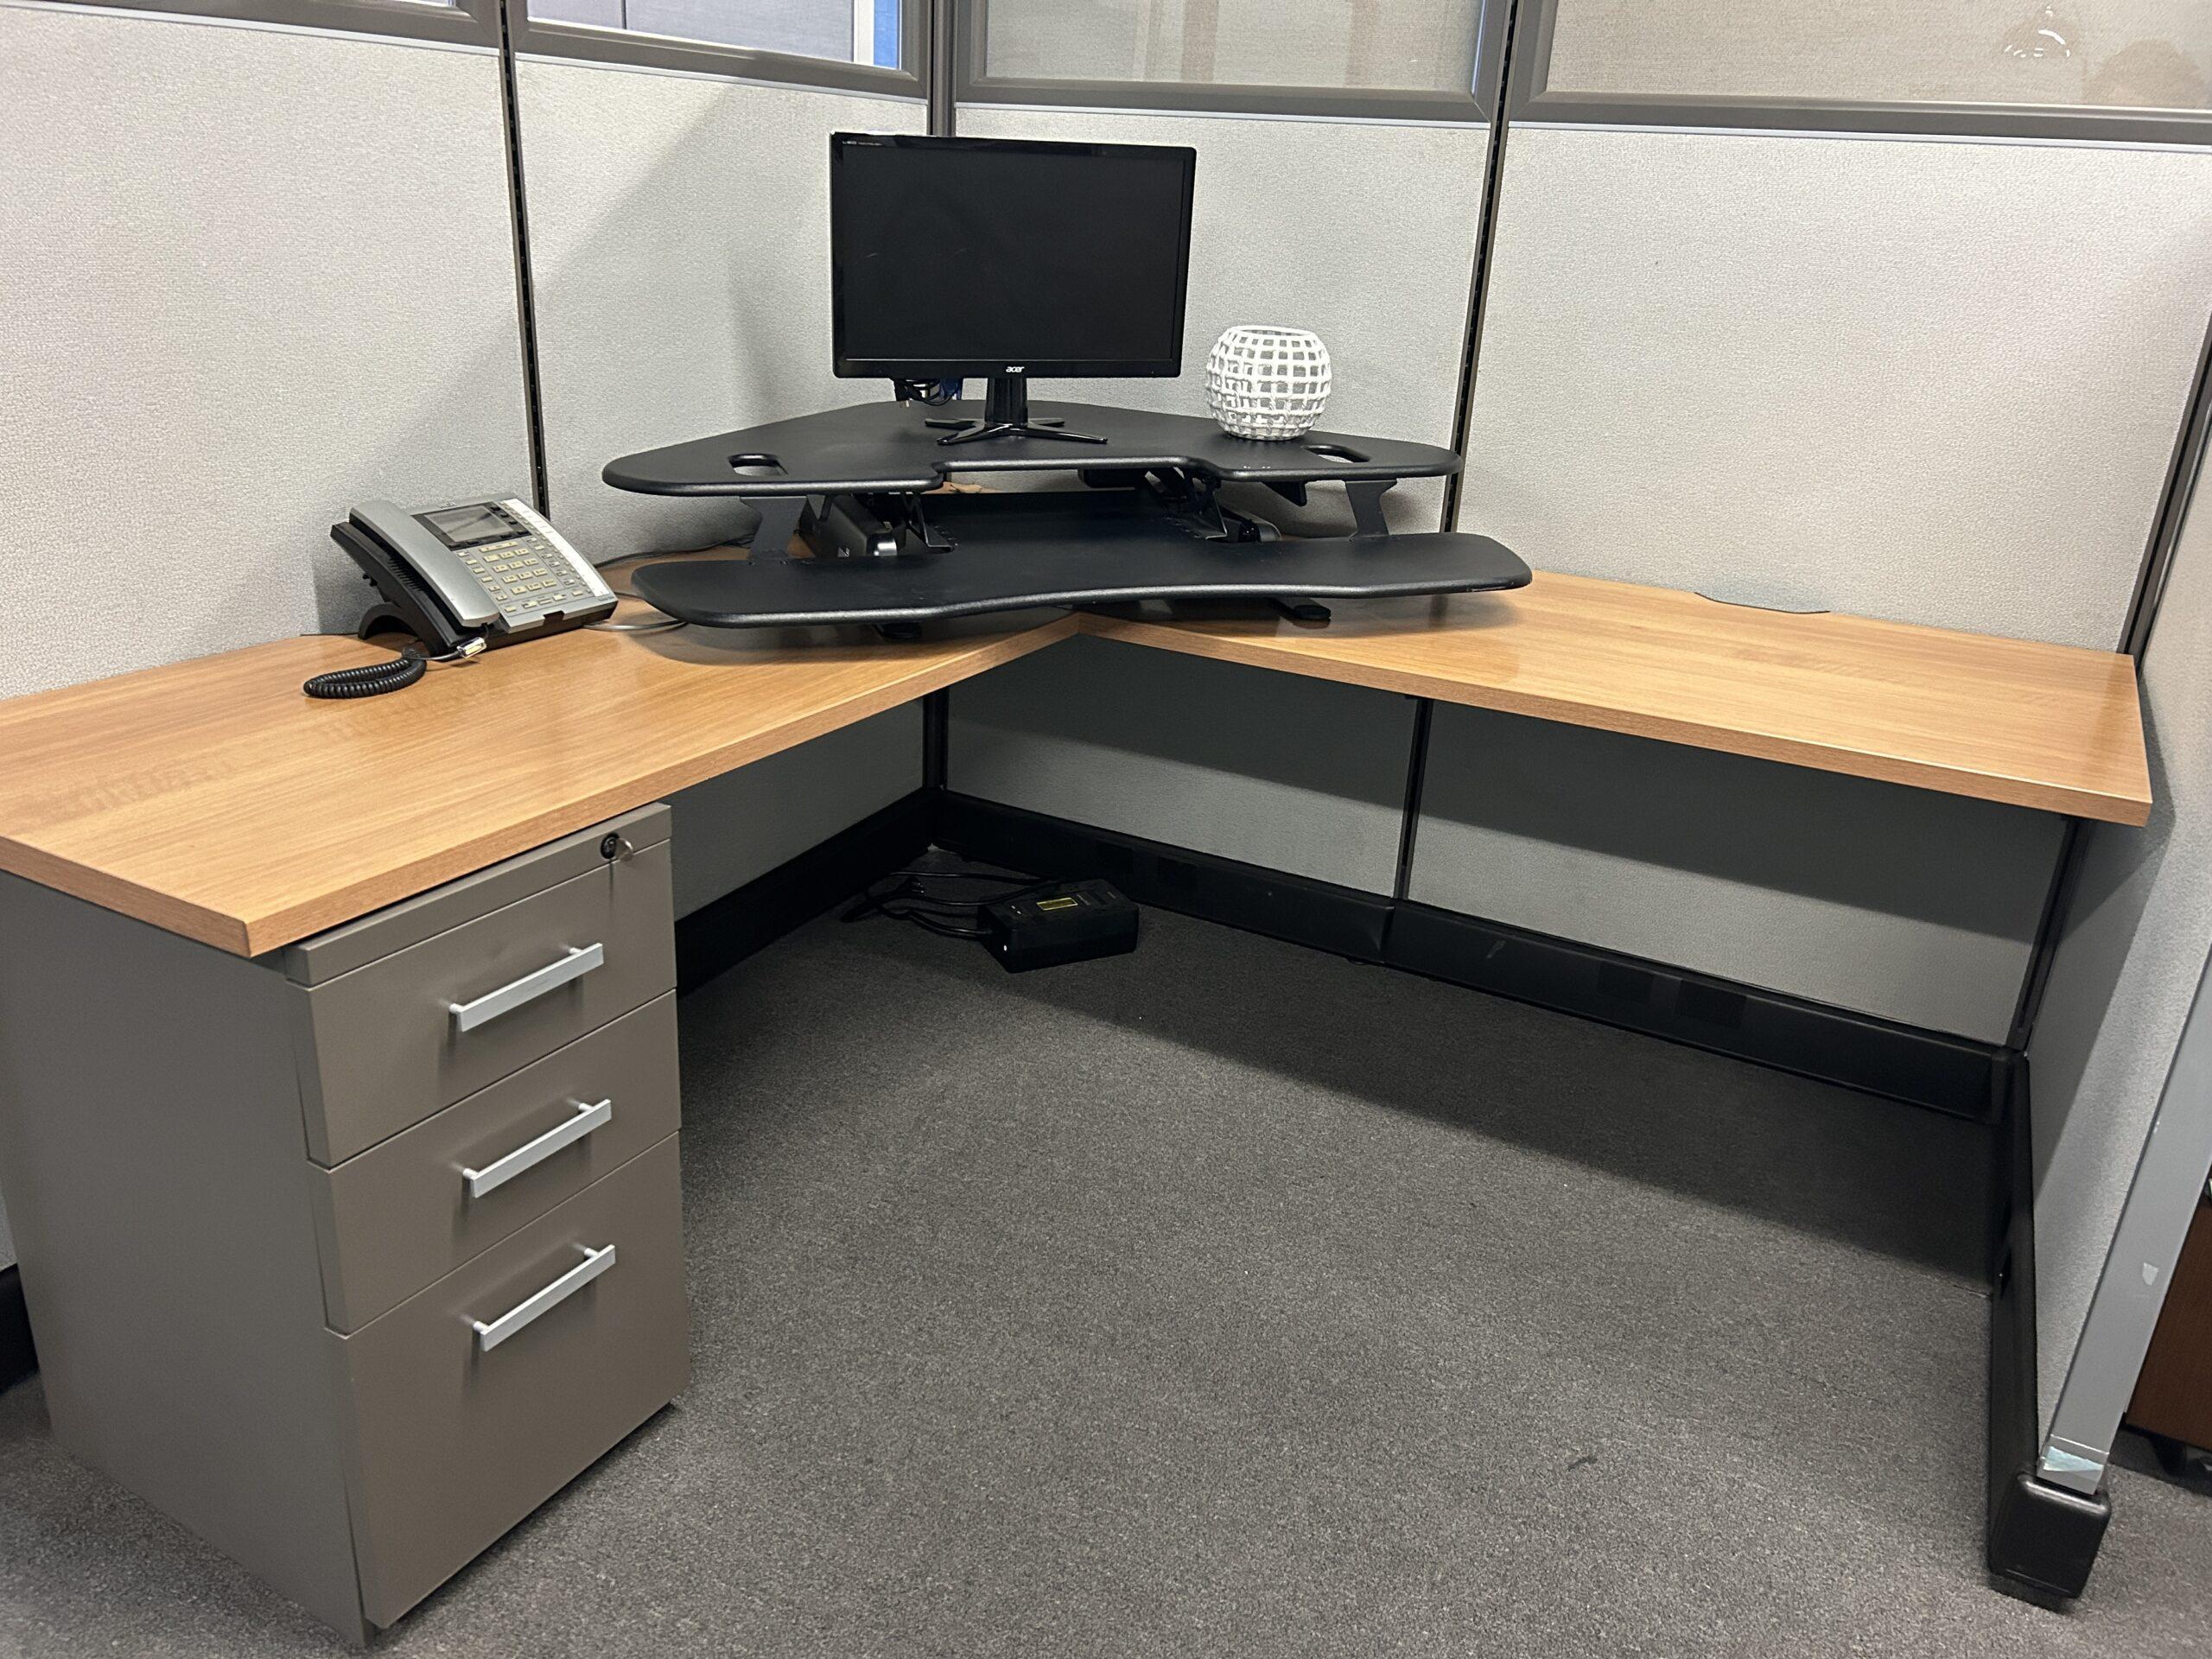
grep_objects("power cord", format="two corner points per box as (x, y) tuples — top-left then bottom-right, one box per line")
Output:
(590, 588), (686, 634)
(893, 378), (963, 407)
(842, 868), (1050, 940)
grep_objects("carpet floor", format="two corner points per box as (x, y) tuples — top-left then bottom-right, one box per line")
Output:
(1, 902), (2207, 1656)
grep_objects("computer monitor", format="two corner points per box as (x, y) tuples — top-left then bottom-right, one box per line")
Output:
(830, 132), (1197, 444)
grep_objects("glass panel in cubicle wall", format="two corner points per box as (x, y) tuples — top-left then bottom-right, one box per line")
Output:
(1541, 0), (2211, 111)
(982, 0), (1484, 93)
(528, 0), (902, 67)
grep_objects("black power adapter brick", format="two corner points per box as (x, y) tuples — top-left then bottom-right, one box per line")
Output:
(979, 880), (1139, 972)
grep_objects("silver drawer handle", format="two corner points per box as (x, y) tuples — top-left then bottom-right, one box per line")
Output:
(473, 1243), (616, 1351)
(461, 1099), (613, 1198)
(449, 943), (604, 1033)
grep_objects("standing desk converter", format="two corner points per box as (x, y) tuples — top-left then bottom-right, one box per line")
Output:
(601, 401), (1531, 626)
(0, 576), (2152, 1642)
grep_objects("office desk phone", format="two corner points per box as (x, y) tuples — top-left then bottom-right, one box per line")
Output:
(312, 499), (615, 696)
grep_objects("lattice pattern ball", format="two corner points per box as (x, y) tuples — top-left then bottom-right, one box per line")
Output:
(1205, 326), (1332, 441)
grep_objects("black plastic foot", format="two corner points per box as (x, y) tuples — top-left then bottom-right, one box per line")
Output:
(1988, 1469), (2110, 1599)
(1271, 597), (1332, 625)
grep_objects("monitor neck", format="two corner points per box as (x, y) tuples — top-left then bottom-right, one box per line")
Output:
(982, 374), (1032, 428)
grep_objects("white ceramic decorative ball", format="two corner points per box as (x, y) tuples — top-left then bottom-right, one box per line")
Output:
(1205, 325), (1332, 441)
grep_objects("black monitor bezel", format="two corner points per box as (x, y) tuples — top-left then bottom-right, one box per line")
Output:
(829, 132), (1198, 382)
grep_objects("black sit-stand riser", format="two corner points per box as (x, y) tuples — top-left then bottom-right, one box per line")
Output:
(604, 399), (1530, 629)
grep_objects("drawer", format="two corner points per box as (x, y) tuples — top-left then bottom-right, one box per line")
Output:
(280, 806), (671, 987)
(289, 839), (676, 1164)
(310, 995), (680, 1332)
(331, 1135), (690, 1630)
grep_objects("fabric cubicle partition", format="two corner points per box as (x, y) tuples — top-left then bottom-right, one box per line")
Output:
(0, 0), (537, 1276)
(0, 3), (534, 701)
(515, 57), (926, 563)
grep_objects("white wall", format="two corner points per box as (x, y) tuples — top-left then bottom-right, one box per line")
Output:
(0, 5), (533, 699)
(516, 58), (925, 563)
(2030, 429), (2212, 1434)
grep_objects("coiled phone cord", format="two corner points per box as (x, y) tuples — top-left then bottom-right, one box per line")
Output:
(302, 646), (426, 699)
(302, 635), (485, 699)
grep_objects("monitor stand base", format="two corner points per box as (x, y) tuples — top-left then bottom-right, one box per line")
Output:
(924, 375), (1107, 447)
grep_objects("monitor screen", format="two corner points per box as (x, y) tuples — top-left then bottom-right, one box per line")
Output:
(830, 134), (1197, 380)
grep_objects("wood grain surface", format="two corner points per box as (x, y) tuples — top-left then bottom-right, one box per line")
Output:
(0, 569), (2149, 956)
(1082, 574), (2152, 824)
(0, 608), (1076, 954)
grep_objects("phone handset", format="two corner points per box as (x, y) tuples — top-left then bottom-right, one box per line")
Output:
(348, 499), (501, 633)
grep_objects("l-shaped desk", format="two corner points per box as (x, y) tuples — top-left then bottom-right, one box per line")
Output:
(0, 569), (2153, 1641)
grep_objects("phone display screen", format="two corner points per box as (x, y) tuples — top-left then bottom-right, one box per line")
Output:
(420, 503), (517, 548)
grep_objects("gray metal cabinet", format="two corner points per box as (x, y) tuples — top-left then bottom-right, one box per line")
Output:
(0, 806), (690, 1643)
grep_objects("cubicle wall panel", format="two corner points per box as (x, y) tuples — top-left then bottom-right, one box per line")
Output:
(1459, 124), (2212, 648)
(1412, 706), (2063, 1043)
(517, 61), (924, 563)
(669, 703), (923, 917)
(2030, 452), (2212, 1434)
(950, 638), (1414, 893)
(953, 105), (1491, 534)
(0, 7), (532, 698)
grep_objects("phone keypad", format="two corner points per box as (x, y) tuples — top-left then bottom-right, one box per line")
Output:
(454, 536), (607, 628)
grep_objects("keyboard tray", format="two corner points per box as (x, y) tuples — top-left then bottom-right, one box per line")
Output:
(628, 490), (1529, 628)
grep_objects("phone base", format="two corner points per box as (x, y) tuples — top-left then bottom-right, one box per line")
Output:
(353, 600), (599, 655)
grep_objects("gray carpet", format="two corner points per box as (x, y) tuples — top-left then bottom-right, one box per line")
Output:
(3, 902), (2209, 1656)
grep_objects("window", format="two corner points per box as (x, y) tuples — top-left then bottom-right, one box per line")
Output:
(1522, 0), (2212, 136)
(72, 0), (498, 48)
(528, 0), (903, 67)
(966, 0), (1496, 118)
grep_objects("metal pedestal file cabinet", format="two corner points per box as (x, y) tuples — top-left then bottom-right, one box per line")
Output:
(0, 806), (690, 1643)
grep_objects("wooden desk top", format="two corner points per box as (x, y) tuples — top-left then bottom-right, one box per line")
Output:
(0, 611), (1076, 956)
(1086, 574), (2153, 826)
(0, 570), (2149, 956)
